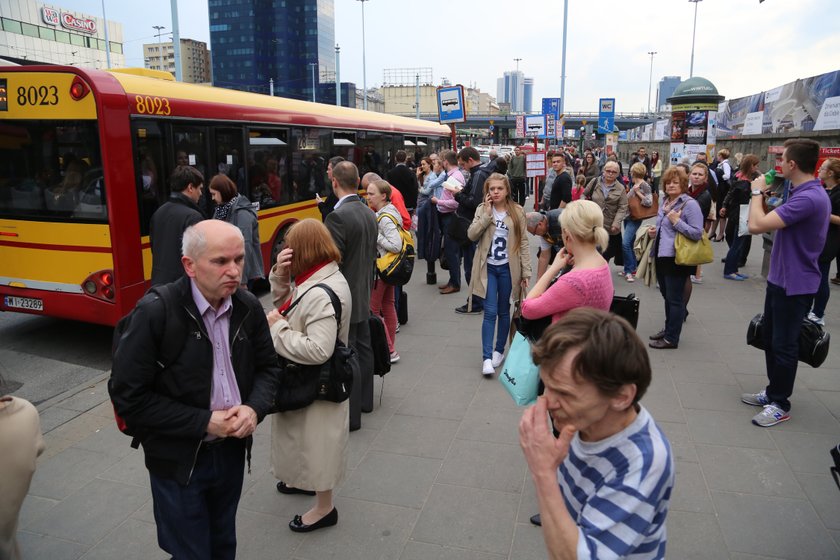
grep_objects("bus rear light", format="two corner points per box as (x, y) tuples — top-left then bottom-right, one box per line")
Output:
(70, 76), (90, 100)
(82, 270), (115, 302)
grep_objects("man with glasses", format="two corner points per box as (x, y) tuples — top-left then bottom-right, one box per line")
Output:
(583, 161), (628, 267)
(150, 165), (206, 286)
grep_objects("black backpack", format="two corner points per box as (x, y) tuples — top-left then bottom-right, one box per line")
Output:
(109, 283), (184, 446)
(369, 313), (391, 377)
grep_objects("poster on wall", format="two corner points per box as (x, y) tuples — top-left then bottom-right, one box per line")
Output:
(706, 111), (717, 146)
(604, 133), (618, 156)
(685, 111), (708, 145)
(684, 144), (706, 162)
(742, 111), (764, 135)
(654, 119), (669, 140)
(814, 96), (840, 131)
(671, 112), (686, 142)
(669, 143), (685, 165)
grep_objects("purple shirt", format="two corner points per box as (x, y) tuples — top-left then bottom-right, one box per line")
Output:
(190, 280), (242, 414)
(654, 194), (704, 258)
(769, 179), (830, 295)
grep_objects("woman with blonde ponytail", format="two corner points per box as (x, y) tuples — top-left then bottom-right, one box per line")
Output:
(521, 200), (614, 324)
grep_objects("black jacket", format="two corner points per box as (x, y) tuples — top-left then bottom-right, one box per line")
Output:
(149, 193), (204, 286)
(109, 276), (279, 485)
(387, 164), (418, 210)
(455, 161), (492, 220)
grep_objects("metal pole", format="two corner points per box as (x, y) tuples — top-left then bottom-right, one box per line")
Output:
(415, 74), (420, 119)
(170, 0), (182, 81)
(647, 51), (657, 114)
(101, 0), (111, 68)
(310, 63), (316, 102)
(560, 0), (568, 131)
(689, 0), (701, 78)
(153, 25), (165, 71)
(358, 0), (369, 110)
(335, 44), (341, 106)
(269, 78), (274, 96)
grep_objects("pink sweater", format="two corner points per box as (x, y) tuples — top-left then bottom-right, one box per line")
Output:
(521, 264), (614, 322)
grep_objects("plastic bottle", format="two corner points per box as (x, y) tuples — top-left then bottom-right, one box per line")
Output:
(764, 169), (776, 185)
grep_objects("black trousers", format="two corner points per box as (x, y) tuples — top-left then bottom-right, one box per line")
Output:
(510, 176), (527, 206)
(601, 233), (624, 266)
(349, 318), (374, 431)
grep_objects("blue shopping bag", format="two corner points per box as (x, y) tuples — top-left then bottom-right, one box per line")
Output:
(499, 333), (540, 406)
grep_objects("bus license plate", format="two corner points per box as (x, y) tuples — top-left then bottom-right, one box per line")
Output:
(4, 296), (43, 311)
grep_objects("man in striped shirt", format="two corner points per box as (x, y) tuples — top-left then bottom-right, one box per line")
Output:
(520, 308), (674, 559)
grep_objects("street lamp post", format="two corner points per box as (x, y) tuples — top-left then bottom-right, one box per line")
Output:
(688, 0), (702, 77)
(335, 44), (341, 106)
(309, 62), (317, 103)
(647, 51), (657, 114)
(357, 0), (370, 110)
(152, 25), (165, 72)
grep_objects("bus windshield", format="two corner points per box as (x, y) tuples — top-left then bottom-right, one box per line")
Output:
(0, 120), (106, 222)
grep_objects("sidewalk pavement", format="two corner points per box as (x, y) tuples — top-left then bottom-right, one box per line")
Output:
(17, 237), (840, 560)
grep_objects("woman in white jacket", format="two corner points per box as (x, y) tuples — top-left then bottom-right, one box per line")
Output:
(367, 179), (402, 363)
(266, 219), (350, 533)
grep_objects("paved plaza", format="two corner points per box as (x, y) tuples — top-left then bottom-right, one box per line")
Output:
(14, 236), (840, 559)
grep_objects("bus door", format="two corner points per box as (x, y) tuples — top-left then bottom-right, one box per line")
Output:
(171, 124), (211, 215)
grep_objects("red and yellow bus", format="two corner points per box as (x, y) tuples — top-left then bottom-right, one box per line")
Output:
(0, 66), (450, 326)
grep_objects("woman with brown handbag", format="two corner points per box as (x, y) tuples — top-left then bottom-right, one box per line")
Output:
(622, 162), (656, 283)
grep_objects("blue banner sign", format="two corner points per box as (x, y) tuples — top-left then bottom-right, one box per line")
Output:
(437, 86), (466, 124)
(598, 98), (615, 134)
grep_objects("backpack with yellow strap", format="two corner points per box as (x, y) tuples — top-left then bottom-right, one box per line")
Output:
(375, 213), (415, 285)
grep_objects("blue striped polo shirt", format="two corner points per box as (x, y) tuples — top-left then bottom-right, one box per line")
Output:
(558, 406), (674, 559)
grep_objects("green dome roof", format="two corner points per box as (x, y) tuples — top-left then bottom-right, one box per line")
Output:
(667, 77), (723, 103)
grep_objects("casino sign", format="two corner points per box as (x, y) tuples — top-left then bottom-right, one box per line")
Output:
(41, 7), (98, 34)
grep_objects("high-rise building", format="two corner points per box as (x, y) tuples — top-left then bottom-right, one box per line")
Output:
(208, 0), (335, 100)
(657, 76), (681, 111)
(0, 0), (124, 68)
(523, 77), (534, 113)
(496, 70), (532, 113)
(143, 38), (211, 83)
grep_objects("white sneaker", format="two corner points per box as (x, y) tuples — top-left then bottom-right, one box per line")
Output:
(482, 359), (494, 377)
(625, 273), (636, 283)
(491, 351), (505, 368)
(390, 352), (401, 364)
(616, 270), (626, 277)
(807, 311), (825, 326)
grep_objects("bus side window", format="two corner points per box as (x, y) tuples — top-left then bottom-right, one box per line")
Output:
(171, 125), (211, 216)
(247, 128), (289, 209)
(213, 127), (244, 195)
(133, 122), (166, 237)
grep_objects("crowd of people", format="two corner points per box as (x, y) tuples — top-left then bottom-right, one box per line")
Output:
(4, 137), (835, 560)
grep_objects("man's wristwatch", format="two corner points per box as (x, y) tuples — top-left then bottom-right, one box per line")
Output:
(751, 189), (764, 197)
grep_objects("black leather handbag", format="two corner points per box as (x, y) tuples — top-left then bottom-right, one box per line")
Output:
(447, 213), (472, 247)
(274, 284), (357, 412)
(746, 313), (830, 368)
(610, 293), (640, 330)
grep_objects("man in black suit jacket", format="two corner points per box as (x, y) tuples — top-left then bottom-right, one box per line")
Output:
(387, 150), (418, 210)
(324, 162), (378, 431)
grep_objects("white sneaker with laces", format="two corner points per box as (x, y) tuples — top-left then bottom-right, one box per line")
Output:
(807, 311), (825, 326)
(482, 359), (494, 377)
(625, 273), (636, 283)
(491, 351), (505, 368)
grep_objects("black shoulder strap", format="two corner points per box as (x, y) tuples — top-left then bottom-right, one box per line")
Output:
(147, 283), (182, 368)
(283, 283), (341, 328)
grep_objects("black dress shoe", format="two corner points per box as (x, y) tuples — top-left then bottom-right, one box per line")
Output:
(276, 481), (316, 496)
(529, 513), (542, 526)
(649, 339), (678, 349)
(649, 330), (667, 341)
(289, 507), (338, 533)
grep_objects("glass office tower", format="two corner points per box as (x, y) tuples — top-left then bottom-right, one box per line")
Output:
(209, 0), (335, 100)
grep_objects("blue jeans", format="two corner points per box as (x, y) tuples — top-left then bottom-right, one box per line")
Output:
(656, 266), (687, 345)
(149, 438), (246, 560)
(812, 260), (831, 318)
(724, 233), (746, 276)
(763, 282), (812, 411)
(482, 263), (512, 359)
(622, 219), (642, 274)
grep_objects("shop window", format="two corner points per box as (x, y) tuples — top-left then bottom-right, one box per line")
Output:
(21, 22), (39, 38)
(38, 27), (55, 41)
(1, 18), (22, 34)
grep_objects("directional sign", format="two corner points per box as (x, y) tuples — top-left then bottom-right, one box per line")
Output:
(437, 86), (466, 124)
(542, 97), (560, 120)
(598, 97), (615, 134)
(515, 115), (525, 138)
(544, 114), (556, 139)
(524, 115), (545, 138)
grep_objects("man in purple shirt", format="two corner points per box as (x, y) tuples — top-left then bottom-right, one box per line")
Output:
(110, 220), (279, 559)
(742, 139), (830, 427)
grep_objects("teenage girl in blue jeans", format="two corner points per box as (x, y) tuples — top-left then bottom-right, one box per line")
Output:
(622, 162), (654, 282)
(465, 173), (532, 376)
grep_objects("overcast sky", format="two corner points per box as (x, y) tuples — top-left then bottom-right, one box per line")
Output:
(60, 0), (839, 113)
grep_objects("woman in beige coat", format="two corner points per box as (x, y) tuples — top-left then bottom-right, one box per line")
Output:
(266, 219), (350, 533)
(0, 385), (44, 560)
(466, 173), (531, 376)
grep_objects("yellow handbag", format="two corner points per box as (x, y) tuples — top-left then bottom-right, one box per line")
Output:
(674, 230), (713, 266)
